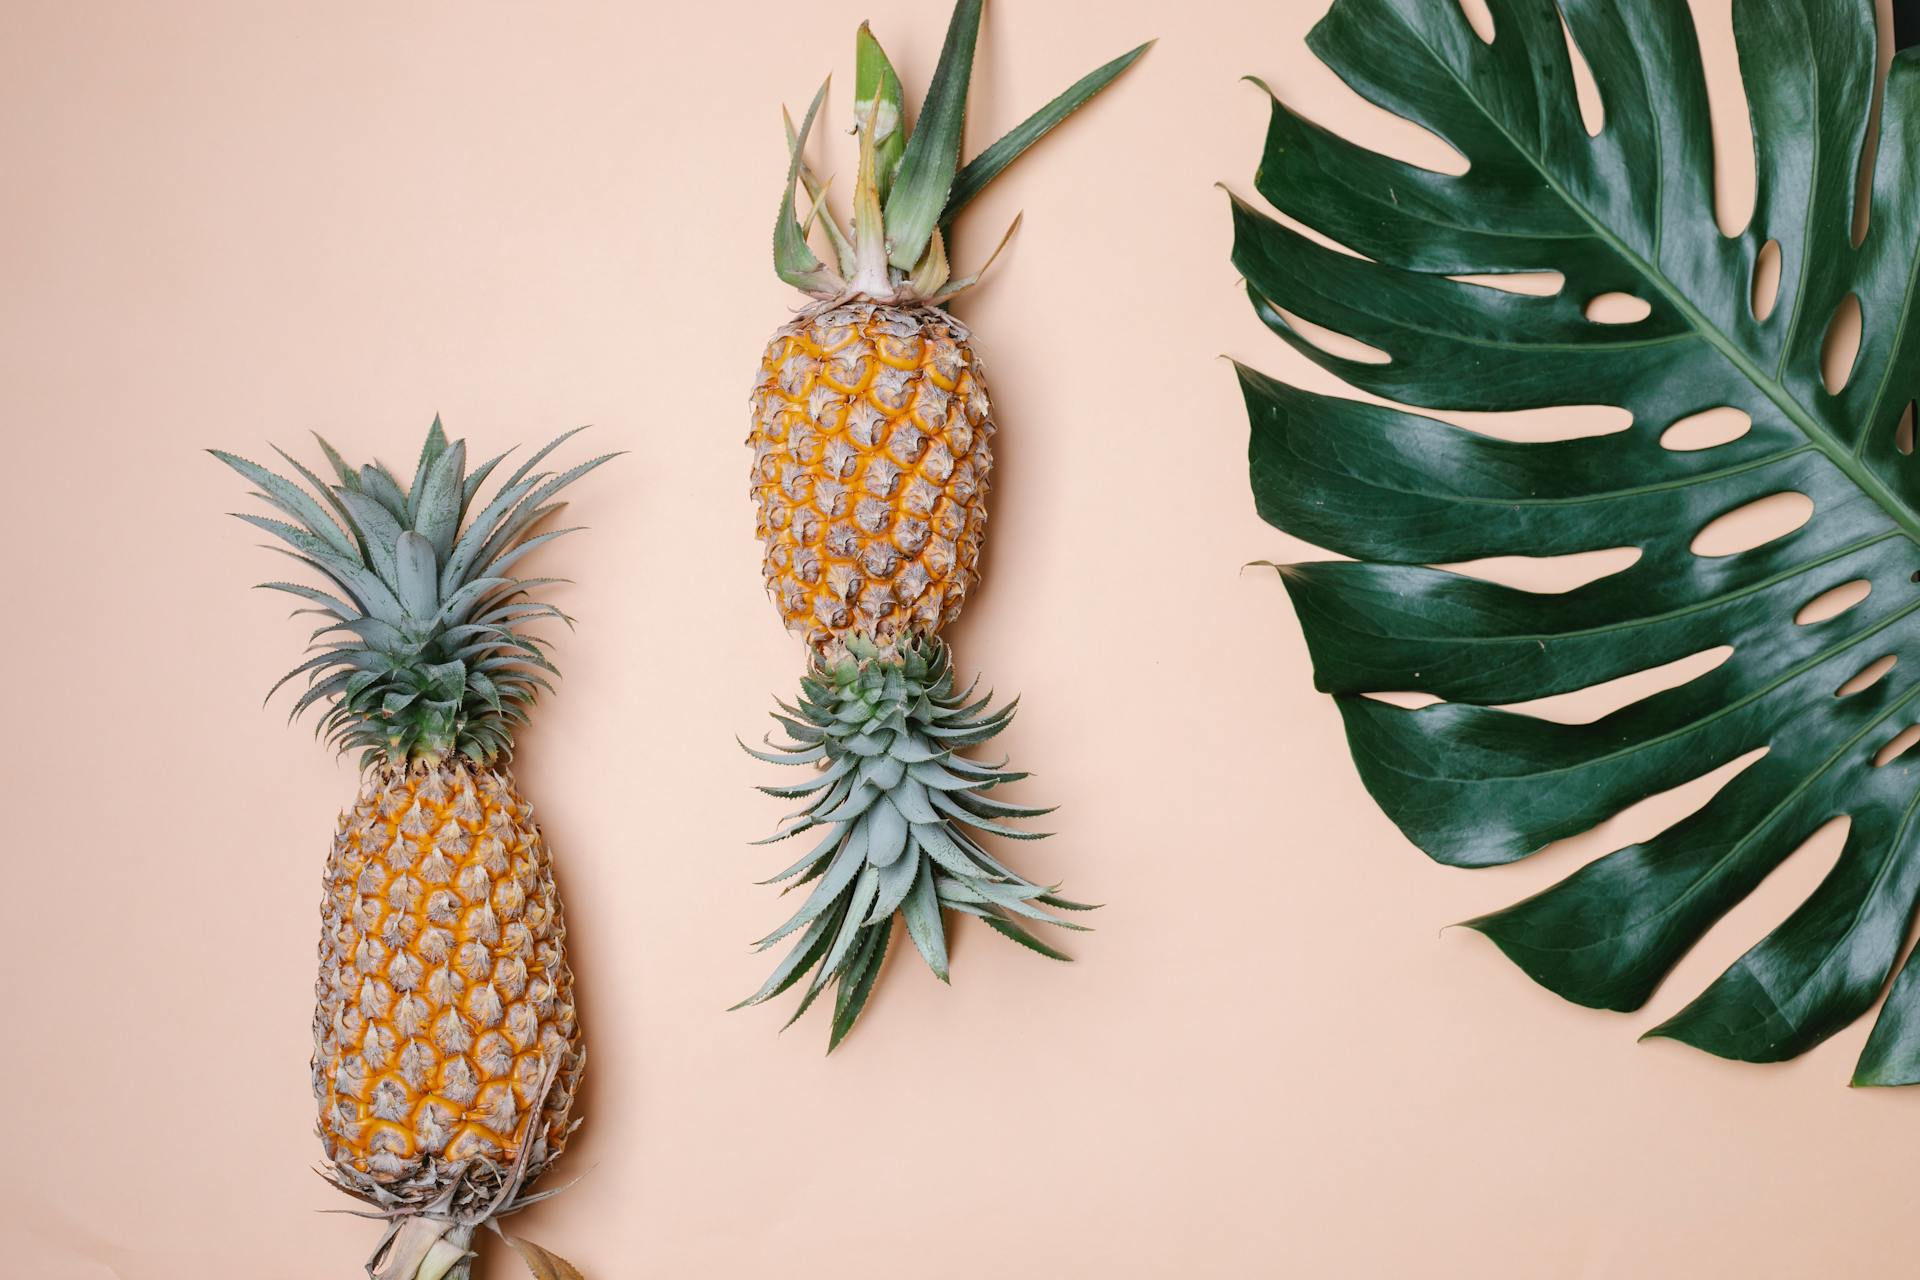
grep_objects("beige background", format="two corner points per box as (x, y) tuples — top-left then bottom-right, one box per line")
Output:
(1, 0), (1909, 1276)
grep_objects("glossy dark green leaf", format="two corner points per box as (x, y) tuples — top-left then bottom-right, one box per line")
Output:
(1234, 0), (1920, 1083)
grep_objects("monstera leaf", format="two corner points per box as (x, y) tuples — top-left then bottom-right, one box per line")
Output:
(1232, 0), (1920, 1083)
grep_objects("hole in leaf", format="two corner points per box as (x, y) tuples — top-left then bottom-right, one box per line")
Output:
(1689, 492), (1813, 557)
(1496, 646), (1732, 725)
(1795, 578), (1871, 626)
(1660, 406), (1752, 451)
(1448, 271), (1566, 296)
(1658, 815), (1850, 998)
(1838, 654), (1897, 698)
(1560, 13), (1604, 136)
(1750, 240), (1782, 322)
(1898, 402), (1913, 456)
(1436, 546), (1640, 594)
(1852, 1), (1894, 247)
(1266, 303), (1391, 364)
(1585, 292), (1652, 324)
(1876, 725), (1920, 768)
(1821, 293), (1863, 394)
(1457, 0), (1495, 43)
(1434, 404), (1633, 443)
(1697, 0), (1756, 235)
(1533, 747), (1767, 867)
(1360, 690), (1442, 710)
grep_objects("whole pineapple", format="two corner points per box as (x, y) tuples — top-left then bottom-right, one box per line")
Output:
(215, 421), (613, 1280)
(740, 2), (1147, 1047)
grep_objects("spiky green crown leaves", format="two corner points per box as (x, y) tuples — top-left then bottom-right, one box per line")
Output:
(212, 418), (616, 768)
(773, 1), (1150, 305)
(736, 633), (1092, 1050)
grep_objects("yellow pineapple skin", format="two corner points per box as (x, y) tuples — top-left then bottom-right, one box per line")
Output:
(749, 301), (994, 651)
(313, 760), (582, 1212)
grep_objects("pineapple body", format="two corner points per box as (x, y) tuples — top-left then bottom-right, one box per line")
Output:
(749, 301), (994, 651)
(314, 760), (581, 1214)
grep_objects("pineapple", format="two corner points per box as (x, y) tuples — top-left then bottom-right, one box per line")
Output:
(214, 420), (613, 1280)
(751, 302), (992, 648)
(740, 2), (1147, 1047)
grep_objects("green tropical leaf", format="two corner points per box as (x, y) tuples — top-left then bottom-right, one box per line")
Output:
(1234, 0), (1920, 1084)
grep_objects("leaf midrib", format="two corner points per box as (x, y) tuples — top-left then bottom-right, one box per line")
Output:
(1395, 17), (1920, 546)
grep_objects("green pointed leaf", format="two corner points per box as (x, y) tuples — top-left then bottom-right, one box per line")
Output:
(811, 866), (879, 998)
(883, 0), (981, 269)
(254, 580), (353, 619)
(980, 912), (1073, 962)
(414, 437), (466, 564)
(313, 434), (357, 489)
(830, 920), (890, 1051)
(209, 450), (356, 558)
(461, 450), (508, 520)
(393, 531), (439, 618)
(358, 464), (410, 521)
(502, 427), (585, 492)
(783, 105), (856, 276)
(755, 828), (865, 951)
(867, 837), (921, 923)
(901, 856), (950, 981)
(855, 22), (907, 200)
(775, 79), (844, 294)
(405, 416), (449, 522)
(942, 39), (1151, 224)
(441, 472), (543, 593)
(271, 445), (364, 559)
(335, 487), (403, 583)
(243, 522), (405, 623)
(1236, 0), (1920, 1082)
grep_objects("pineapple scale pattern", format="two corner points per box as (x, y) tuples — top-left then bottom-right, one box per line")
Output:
(313, 761), (581, 1210)
(749, 302), (994, 650)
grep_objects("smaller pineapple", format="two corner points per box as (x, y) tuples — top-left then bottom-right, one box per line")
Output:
(741, 1), (1147, 1047)
(213, 420), (613, 1280)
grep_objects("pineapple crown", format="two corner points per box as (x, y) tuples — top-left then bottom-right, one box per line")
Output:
(773, 0), (1149, 307)
(212, 418), (617, 769)
(737, 632), (1093, 1049)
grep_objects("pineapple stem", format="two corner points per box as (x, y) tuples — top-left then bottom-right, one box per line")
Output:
(372, 1217), (473, 1280)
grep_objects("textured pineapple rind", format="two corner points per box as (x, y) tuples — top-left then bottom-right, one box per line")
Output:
(749, 301), (994, 654)
(739, 634), (1089, 1048)
(314, 759), (583, 1220)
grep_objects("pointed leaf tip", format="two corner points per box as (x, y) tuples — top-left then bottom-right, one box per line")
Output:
(775, 78), (846, 295)
(884, 0), (982, 269)
(941, 36), (1151, 225)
